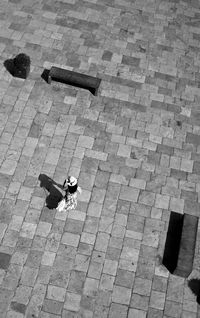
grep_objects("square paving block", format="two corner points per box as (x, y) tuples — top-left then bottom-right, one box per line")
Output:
(10, 302), (26, 314)
(0, 252), (11, 270)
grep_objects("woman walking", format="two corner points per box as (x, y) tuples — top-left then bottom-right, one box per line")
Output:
(56, 176), (82, 212)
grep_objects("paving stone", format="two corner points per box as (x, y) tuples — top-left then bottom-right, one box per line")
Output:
(40, 209), (56, 223)
(74, 254), (90, 272)
(41, 251), (56, 267)
(20, 266), (38, 287)
(117, 144), (131, 158)
(130, 294), (149, 311)
(155, 194), (170, 209)
(3, 264), (22, 289)
(91, 188), (106, 204)
(45, 233), (61, 253)
(142, 229), (159, 248)
(42, 299), (63, 315)
(10, 301), (26, 314)
(147, 308), (163, 318)
(88, 261), (103, 279)
(8, 215), (23, 232)
(115, 269), (135, 289)
(18, 186), (33, 201)
(111, 224), (125, 238)
(133, 277), (152, 296)
(93, 221), (108, 242)
(136, 257), (155, 280)
(25, 209), (41, 224)
(37, 266), (52, 285)
(32, 236), (47, 251)
(6, 311), (24, 318)
(68, 210), (86, 222)
(181, 312), (197, 318)
(47, 285), (66, 302)
(35, 221), (52, 237)
(0, 159), (18, 175)
(61, 232), (80, 247)
(20, 222), (37, 239)
(53, 254), (74, 272)
(77, 136), (94, 149)
(130, 178), (146, 189)
(152, 276), (168, 293)
(110, 173), (128, 185)
(106, 246), (121, 261)
(64, 292), (81, 312)
(95, 171), (110, 189)
(108, 303), (128, 318)
(0, 252), (11, 270)
(83, 277), (99, 297)
(25, 250), (43, 268)
(80, 294), (95, 312)
(184, 199), (200, 216)
(99, 274), (115, 291)
(119, 186), (140, 202)
(103, 259), (118, 276)
(0, 288), (14, 313)
(80, 232), (96, 245)
(64, 219), (84, 235)
(182, 300), (197, 314)
(79, 172), (95, 191)
(138, 191), (156, 206)
(128, 308), (147, 318)
(164, 300), (182, 317)
(112, 285), (131, 305)
(93, 305), (109, 318)
(169, 197), (184, 214)
(87, 202), (103, 217)
(68, 271), (86, 294)
(149, 290), (166, 310)
(2, 229), (19, 248)
(166, 276), (184, 303)
(95, 290), (111, 307)
(49, 268), (70, 288)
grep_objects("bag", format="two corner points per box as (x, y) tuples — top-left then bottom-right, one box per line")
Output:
(56, 198), (66, 212)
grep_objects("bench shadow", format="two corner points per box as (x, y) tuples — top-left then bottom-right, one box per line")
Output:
(38, 174), (63, 209)
(188, 278), (200, 304)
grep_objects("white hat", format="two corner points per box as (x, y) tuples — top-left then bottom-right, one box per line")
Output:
(67, 176), (77, 187)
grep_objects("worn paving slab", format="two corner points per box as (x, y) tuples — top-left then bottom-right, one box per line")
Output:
(0, 0), (200, 317)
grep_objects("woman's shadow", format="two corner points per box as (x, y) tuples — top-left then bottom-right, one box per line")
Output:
(38, 174), (64, 209)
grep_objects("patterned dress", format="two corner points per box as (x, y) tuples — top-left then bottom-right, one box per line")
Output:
(63, 191), (77, 211)
(56, 190), (78, 212)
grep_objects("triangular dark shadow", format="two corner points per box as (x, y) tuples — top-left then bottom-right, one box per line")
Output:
(188, 278), (200, 304)
(41, 69), (50, 83)
(188, 279), (200, 296)
(4, 59), (14, 76)
(38, 174), (63, 209)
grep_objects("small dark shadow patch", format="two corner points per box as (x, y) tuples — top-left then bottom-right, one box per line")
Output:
(41, 69), (50, 83)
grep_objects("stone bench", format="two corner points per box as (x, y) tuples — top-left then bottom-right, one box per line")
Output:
(162, 212), (198, 278)
(48, 66), (101, 96)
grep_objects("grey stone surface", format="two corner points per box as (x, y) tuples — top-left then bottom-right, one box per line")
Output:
(0, 0), (200, 317)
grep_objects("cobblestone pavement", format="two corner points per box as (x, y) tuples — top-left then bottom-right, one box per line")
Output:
(0, 0), (200, 317)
